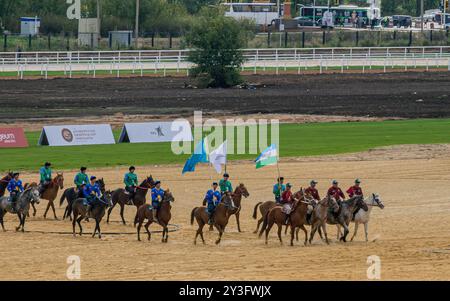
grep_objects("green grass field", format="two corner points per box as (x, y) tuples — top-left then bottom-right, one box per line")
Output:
(1, 118), (449, 172)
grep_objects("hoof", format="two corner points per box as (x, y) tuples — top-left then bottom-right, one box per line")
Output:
(215, 240), (220, 245)
(194, 241), (197, 245)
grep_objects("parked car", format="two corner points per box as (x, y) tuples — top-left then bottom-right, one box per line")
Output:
(293, 16), (318, 27)
(392, 15), (412, 28)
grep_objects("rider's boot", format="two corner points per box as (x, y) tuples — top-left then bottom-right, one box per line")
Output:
(152, 209), (159, 224)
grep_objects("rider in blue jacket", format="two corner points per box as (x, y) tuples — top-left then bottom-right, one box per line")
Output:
(83, 176), (102, 214)
(204, 182), (222, 225)
(7, 172), (24, 209)
(151, 181), (164, 222)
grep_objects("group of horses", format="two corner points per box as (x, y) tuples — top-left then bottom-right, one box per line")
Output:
(0, 172), (384, 246)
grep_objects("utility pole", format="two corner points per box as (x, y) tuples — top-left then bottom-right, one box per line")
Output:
(420, 0), (424, 32)
(135, 0), (140, 47)
(97, 0), (101, 40)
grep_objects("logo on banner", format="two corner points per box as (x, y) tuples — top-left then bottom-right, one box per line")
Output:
(61, 128), (74, 142)
(0, 128), (28, 148)
(153, 126), (165, 137)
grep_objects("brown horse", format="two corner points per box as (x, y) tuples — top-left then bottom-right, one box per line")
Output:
(0, 172), (13, 197)
(308, 195), (339, 245)
(226, 183), (250, 232)
(135, 189), (175, 242)
(25, 173), (64, 219)
(258, 190), (309, 246)
(191, 193), (233, 245)
(106, 176), (155, 225)
(72, 191), (113, 239)
(252, 200), (277, 234)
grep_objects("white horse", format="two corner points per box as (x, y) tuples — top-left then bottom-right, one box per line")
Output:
(337, 193), (384, 242)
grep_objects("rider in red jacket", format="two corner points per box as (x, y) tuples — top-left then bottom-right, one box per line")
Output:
(327, 180), (345, 201)
(305, 180), (320, 201)
(346, 179), (363, 198)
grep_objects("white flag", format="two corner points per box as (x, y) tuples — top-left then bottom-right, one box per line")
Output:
(209, 141), (227, 173)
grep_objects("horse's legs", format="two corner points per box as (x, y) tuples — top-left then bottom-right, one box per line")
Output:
(364, 222), (369, 242)
(296, 228), (299, 241)
(106, 201), (117, 223)
(0, 211), (5, 232)
(336, 225), (341, 240)
(300, 225), (308, 246)
(20, 214), (26, 232)
(254, 217), (263, 234)
(144, 220), (152, 241)
(264, 221), (274, 245)
(290, 226), (295, 246)
(215, 226), (224, 245)
(162, 225), (168, 243)
(137, 220), (143, 241)
(119, 203), (126, 225)
(318, 226), (324, 240)
(43, 201), (50, 218)
(77, 216), (83, 236)
(235, 211), (242, 232)
(350, 223), (359, 242)
(72, 214), (77, 237)
(322, 223), (330, 245)
(96, 219), (102, 239)
(340, 223), (349, 242)
(309, 223), (317, 244)
(31, 202), (36, 217)
(195, 222), (205, 245)
(50, 201), (58, 220)
(15, 213), (22, 232)
(277, 223), (283, 245)
(63, 206), (69, 220)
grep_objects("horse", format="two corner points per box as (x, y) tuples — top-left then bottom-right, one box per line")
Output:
(0, 172), (13, 197)
(252, 200), (277, 234)
(337, 193), (384, 242)
(191, 193), (234, 245)
(0, 186), (40, 232)
(258, 190), (310, 246)
(72, 191), (113, 239)
(326, 195), (369, 242)
(309, 195), (339, 245)
(25, 173), (64, 219)
(106, 176), (155, 225)
(204, 183), (249, 232)
(60, 178), (106, 220)
(135, 189), (175, 243)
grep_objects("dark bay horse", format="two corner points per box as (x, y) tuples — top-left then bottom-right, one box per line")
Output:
(258, 190), (309, 246)
(0, 186), (40, 232)
(191, 194), (233, 245)
(252, 200), (277, 234)
(72, 191), (113, 239)
(0, 172), (13, 197)
(25, 173), (65, 219)
(106, 176), (155, 225)
(135, 190), (175, 242)
(60, 178), (106, 220)
(326, 196), (369, 242)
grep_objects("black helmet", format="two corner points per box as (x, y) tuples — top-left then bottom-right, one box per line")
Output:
(13, 172), (20, 177)
(212, 182), (218, 186)
(81, 167), (87, 171)
(155, 180), (161, 185)
(129, 166), (135, 171)
(223, 173), (229, 177)
(45, 162), (51, 167)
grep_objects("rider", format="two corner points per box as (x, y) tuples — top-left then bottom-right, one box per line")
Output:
(124, 166), (138, 201)
(7, 172), (24, 211)
(219, 173), (233, 196)
(39, 162), (52, 195)
(346, 179), (363, 198)
(74, 167), (89, 193)
(273, 177), (286, 204)
(305, 180), (320, 202)
(151, 181), (165, 223)
(281, 183), (294, 225)
(327, 180), (345, 202)
(83, 176), (102, 215)
(204, 182), (222, 225)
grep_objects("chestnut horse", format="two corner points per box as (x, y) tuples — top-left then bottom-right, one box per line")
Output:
(224, 183), (250, 232)
(25, 173), (65, 219)
(191, 193), (233, 245)
(106, 176), (155, 225)
(0, 172), (13, 198)
(135, 190), (175, 242)
(258, 190), (310, 246)
(252, 200), (277, 234)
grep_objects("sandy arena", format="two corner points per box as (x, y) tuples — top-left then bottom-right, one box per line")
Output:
(1, 144), (450, 280)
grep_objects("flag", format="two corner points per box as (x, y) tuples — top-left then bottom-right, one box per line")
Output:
(182, 138), (209, 174)
(209, 140), (227, 174)
(255, 144), (278, 169)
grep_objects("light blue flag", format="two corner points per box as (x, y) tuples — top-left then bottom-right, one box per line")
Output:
(182, 138), (209, 174)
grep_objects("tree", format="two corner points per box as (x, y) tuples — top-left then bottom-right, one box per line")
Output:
(185, 9), (248, 88)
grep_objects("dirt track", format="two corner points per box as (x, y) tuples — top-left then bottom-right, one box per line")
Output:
(1, 144), (450, 280)
(1, 72), (450, 120)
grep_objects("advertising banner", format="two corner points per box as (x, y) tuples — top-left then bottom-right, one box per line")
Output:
(0, 128), (28, 148)
(118, 121), (193, 143)
(38, 124), (115, 146)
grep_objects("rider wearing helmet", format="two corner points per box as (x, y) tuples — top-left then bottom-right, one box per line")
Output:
(219, 173), (233, 196)
(151, 181), (165, 223)
(305, 180), (320, 201)
(346, 179), (363, 198)
(39, 162), (52, 195)
(204, 182), (222, 225)
(7, 172), (24, 211)
(74, 167), (89, 191)
(124, 166), (138, 201)
(327, 180), (345, 201)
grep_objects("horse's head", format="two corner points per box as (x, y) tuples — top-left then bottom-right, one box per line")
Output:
(163, 189), (175, 203)
(236, 183), (249, 198)
(327, 195), (339, 213)
(356, 195), (369, 212)
(54, 173), (64, 189)
(97, 178), (106, 193)
(141, 175), (155, 188)
(102, 190), (113, 207)
(28, 186), (41, 204)
(371, 193), (384, 209)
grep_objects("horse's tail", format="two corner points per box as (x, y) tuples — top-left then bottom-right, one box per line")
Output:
(190, 207), (198, 225)
(252, 202), (262, 219)
(59, 190), (67, 207)
(258, 209), (271, 238)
